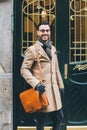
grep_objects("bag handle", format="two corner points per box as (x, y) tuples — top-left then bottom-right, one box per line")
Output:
(36, 47), (43, 83)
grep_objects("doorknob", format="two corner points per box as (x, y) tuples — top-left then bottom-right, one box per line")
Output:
(64, 64), (68, 79)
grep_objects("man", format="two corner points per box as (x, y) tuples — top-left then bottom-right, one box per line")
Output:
(21, 21), (64, 130)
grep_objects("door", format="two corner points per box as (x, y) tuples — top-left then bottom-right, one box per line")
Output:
(63, 0), (87, 125)
(13, 0), (87, 130)
(13, 0), (59, 129)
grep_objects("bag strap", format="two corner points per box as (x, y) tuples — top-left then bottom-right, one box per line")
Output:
(36, 47), (43, 83)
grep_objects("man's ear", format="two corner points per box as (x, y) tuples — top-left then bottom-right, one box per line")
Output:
(37, 30), (39, 35)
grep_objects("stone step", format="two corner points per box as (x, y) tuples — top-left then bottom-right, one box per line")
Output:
(67, 126), (87, 130)
(18, 126), (87, 130)
(17, 126), (52, 130)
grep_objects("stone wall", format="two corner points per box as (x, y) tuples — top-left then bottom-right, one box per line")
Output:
(0, 0), (13, 130)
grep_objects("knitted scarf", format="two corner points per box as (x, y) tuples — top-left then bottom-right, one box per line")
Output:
(38, 38), (52, 60)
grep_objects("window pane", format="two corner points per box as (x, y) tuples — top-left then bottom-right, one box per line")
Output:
(69, 0), (87, 62)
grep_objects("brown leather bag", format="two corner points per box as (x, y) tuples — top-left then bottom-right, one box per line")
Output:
(19, 89), (48, 113)
(19, 47), (49, 113)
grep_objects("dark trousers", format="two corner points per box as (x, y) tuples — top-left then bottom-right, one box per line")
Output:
(36, 109), (64, 130)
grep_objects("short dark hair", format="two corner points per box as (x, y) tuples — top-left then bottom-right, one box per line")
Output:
(37, 21), (50, 30)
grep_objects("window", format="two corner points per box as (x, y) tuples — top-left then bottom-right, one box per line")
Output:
(69, 0), (87, 63)
(21, 0), (56, 55)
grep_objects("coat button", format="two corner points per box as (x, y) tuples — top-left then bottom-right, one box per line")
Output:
(42, 80), (46, 83)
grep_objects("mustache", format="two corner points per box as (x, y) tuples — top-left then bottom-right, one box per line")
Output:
(42, 34), (49, 36)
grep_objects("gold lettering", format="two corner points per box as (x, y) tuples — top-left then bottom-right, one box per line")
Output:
(73, 64), (87, 71)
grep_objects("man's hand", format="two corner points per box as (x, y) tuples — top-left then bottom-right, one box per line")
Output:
(35, 83), (46, 94)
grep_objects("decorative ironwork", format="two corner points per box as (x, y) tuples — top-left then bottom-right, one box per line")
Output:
(69, 0), (87, 62)
(21, 0), (56, 55)
(73, 63), (87, 71)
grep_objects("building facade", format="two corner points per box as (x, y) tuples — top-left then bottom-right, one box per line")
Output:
(0, 0), (13, 130)
(0, 0), (87, 130)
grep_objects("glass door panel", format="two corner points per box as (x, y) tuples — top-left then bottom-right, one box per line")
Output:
(22, 0), (56, 55)
(69, 0), (87, 63)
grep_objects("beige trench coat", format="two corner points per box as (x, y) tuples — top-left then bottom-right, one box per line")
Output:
(21, 41), (64, 112)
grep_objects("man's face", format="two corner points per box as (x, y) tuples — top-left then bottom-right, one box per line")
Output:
(37, 25), (51, 42)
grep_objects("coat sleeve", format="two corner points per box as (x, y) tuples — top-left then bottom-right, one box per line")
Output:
(21, 46), (40, 88)
(55, 48), (64, 89)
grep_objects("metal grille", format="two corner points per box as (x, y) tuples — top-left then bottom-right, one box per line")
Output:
(21, 0), (56, 55)
(69, 0), (87, 62)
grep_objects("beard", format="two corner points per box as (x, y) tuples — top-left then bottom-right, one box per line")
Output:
(38, 35), (50, 43)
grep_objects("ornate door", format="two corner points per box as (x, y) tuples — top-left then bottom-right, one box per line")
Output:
(63, 0), (87, 126)
(13, 0), (58, 129)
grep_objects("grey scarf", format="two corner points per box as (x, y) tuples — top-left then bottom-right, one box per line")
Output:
(38, 38), (52, 60)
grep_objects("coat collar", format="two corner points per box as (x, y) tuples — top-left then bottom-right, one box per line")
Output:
(35, 41), (51, 61)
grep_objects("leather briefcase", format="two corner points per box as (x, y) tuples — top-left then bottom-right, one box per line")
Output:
(19, 88), (48, 113)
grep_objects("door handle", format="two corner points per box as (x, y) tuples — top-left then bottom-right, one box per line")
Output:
(64, 64), (68, 79)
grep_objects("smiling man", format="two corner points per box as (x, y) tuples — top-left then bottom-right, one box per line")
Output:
(37, 24), (50, 41)
(21, 21), (64, 130)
